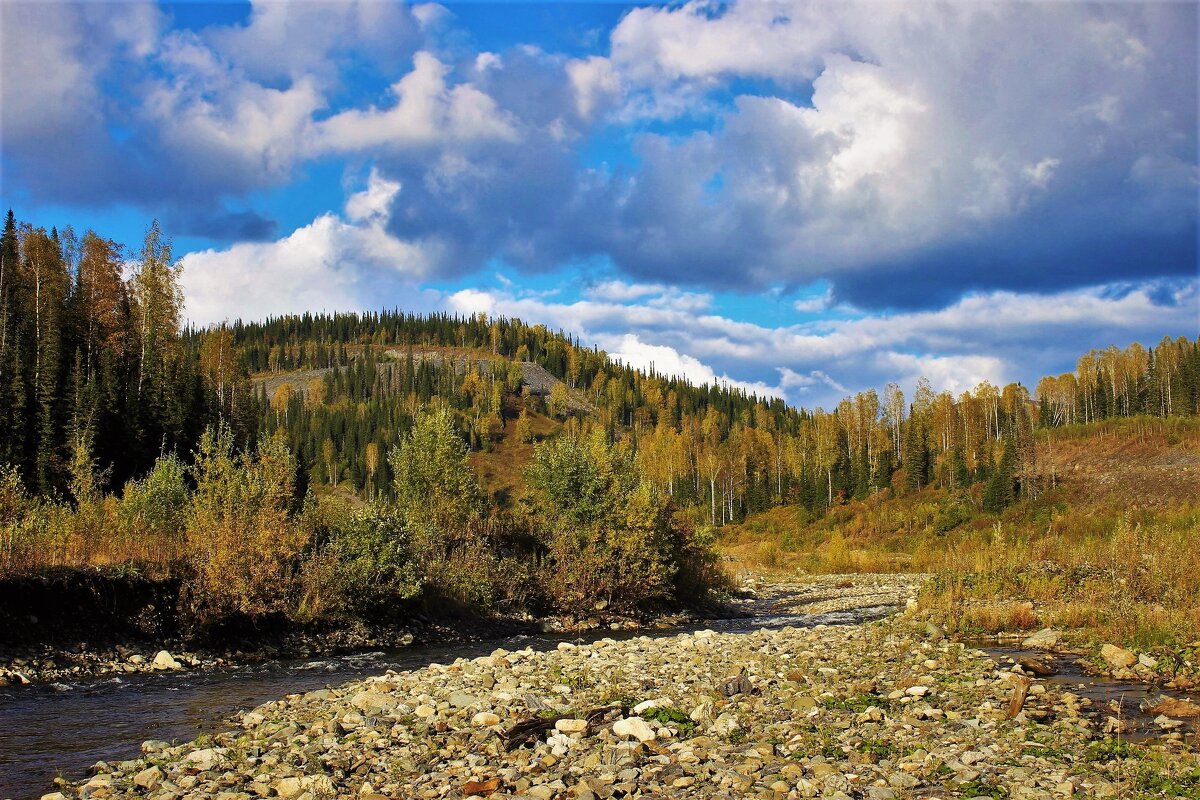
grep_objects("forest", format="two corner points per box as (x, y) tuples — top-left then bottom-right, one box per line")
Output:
(2, 211), (1198, 628)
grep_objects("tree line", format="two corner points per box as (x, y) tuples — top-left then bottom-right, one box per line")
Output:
(0, 212), (255, 499)
(2, 210), (1197, 526)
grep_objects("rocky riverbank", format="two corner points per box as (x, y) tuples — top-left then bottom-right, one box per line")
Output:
(0, 610), (663, 689)
(51, 576), (1198, 800)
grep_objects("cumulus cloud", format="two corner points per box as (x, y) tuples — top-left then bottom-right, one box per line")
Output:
(181, 172), (440, 325)
(592, 2), (1197, 303)
(313, 52), (519, 153)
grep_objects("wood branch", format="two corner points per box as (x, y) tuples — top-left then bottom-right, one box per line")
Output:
(1006, 675), (1033, 719)
(502, 705), (627, 751)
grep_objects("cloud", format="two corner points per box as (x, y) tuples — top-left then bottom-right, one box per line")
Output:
(607, 334), (783, 399)
(169, 209), (278, 242)
(590, 2), (1197, 304)
(439, 278), (1198, 408)
(180, 173), (440, 325)
(205, 0), (422, 87)
(313, 52), (519, 153)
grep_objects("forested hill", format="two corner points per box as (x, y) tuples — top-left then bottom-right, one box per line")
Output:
(3, 211), (1200, 527)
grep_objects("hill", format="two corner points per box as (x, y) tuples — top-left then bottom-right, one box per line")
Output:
(1, 210), (1199, 651)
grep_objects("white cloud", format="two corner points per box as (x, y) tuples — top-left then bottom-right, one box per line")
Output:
(437, 279), (1198, 408)
(566, 55), (622, 119)
(597, 2), (1196, 290)
(606, 334), (783, 399)
(206, 0), (422, 86)
(181, 174), (439, 325)
(313, 52), (518, 153)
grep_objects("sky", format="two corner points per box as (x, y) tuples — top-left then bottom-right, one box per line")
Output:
(1, 1), (1197, 409)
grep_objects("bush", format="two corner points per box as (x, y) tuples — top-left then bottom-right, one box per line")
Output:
(527, 428), (720, 613)
(120, 453), (189, 539)
(184, 426), (307, 621)
(299, 501), (420, 619)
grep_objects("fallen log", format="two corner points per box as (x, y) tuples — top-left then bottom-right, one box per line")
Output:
(1006, 675), (1033, 719)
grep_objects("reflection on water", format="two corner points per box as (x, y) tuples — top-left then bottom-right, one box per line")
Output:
(0, 606), (895, 800)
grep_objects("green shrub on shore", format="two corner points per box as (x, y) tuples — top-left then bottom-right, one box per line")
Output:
(0, 409), (726, 630)
(527, 428), (714, 613)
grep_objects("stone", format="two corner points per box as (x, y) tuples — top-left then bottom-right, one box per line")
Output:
(1148, 697), (1200, 718)
(133, 767), (162, 790)
(472, 712), (501, 727)
(414, 705), (435, 718)
(463, 778), (502, 796)
(1100, 644), (1137, 669)
(151, 650), (183, 671)
(275, 777), (304, 799)
(351, 691), (398, 714)
(888, 772), (920, 789)
(450, 692), (480, 708)
(181, 747), (223, 771)
(555, 718), (588, 734)
(1022, 629), (1061, 650)
(905, 685), (930, 697)
(1017, 656), (1057, 677)
(612, 717), (656, 742)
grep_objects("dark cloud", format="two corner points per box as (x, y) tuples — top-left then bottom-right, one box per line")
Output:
(169, 209), (279, 242)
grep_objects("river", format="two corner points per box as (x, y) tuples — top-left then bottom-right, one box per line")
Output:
(0, 606), (898, 799)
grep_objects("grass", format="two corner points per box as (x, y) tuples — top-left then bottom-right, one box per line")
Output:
(820, 694), (891, 713)
(640, 705), (696, 738)
(721, 417), (1200, 650)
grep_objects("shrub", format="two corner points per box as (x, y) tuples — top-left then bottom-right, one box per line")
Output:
(184, 426), (307, 621)
(299, 501), (421, 619)
(120, 453), (189, 540)
(527, 428), (720, 613)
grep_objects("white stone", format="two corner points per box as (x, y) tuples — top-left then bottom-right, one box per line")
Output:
(612, 716), (656, 742)
(555, 718), (588, 734)
(151, 650), (183, 671)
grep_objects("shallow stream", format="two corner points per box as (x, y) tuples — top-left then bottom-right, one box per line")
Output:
(0, 606), (896, 799)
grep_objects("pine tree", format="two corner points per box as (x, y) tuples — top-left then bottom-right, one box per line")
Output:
(903, 420), (928, 492)
(983, 436), (1018, 513)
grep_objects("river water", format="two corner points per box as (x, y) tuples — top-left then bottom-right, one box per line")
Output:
(0, 606), (897, 799)
(7, 609), (1192, 800)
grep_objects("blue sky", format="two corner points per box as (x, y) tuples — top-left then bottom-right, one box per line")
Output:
(2, 1), (1196, 408)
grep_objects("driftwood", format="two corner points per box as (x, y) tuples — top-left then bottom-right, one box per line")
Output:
(1017, 656), (1058, 677)
(502, 705), (627, 751)
(1006, 675), (1033, 719)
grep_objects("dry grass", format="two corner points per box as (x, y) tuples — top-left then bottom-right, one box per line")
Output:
(722, 417), (1200, 648)
(469, 402), (561, 508)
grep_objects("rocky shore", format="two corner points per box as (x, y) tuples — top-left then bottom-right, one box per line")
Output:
(0, 609), (677, 688)
(50, 576), (1198, 800)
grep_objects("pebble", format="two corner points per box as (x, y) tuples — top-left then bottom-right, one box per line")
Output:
(54, 575), (1200, 800)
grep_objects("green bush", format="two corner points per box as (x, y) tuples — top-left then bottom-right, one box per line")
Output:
(184, 426), (306, 621)
(300, 501), (420, 618)
(527, 428), (719, 613)
(120, 453), (189, 538)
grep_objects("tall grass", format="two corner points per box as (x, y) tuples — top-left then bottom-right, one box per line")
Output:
(722, 418), (1200, 648)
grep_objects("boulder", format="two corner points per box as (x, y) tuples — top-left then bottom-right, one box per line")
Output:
(612, 716), (656, 742)
(1021, 629), (1060, 650)
(181, 747), (224, 772)
(151, 650), (183, 671)
(1100, 644), (1137, 669)
(132, 767), (162, 790)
